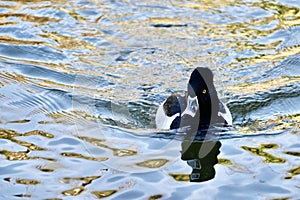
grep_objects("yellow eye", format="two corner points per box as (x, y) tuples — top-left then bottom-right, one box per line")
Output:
(202, 89), (207, 94)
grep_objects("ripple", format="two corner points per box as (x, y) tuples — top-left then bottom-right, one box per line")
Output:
(136, 159), (169, 168)
(60, 152), (108, 162)
(0, 13), (59, 23)
(1, 0), (300, 199)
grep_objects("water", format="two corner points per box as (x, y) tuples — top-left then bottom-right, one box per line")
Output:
(0, 0), (299, 199)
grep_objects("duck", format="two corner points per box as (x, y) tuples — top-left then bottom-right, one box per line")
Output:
(155, 67), (232, 131)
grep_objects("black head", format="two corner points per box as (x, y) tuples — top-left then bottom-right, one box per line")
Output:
(186, 67), (220, 128)
(188, 67), (216, 100)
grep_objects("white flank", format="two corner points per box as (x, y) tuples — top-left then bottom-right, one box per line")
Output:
(218, 102), (232, 126)
(155, 100), (180, 130)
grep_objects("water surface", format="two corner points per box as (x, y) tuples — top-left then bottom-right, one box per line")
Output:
(0, 0), (300, 199)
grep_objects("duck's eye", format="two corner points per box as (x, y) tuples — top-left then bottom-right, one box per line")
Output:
(202, 89), (207, 94)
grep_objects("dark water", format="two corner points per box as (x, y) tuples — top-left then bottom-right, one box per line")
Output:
(0, 0), (300, 199)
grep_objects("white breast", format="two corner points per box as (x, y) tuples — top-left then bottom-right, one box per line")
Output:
(181, 95), (198, 118)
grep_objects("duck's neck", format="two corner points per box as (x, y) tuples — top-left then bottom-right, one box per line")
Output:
(197, 94), (219, 129)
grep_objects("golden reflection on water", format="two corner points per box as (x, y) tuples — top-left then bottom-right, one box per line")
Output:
(91, 179), (137, 198)
(62, 186), (84, 196)
(228, 77), (300, 95)
(0, 13), (59, 23)
(5, 172), (113, 198)
(169, 173), (190, 182)
(241, 143), (286, 163)
(13, 194), (32, 198)
(284, 151), (300, 157)
(6, 119), (30, 123)
(0, 126), (121, 197)
(92, 190), (118, 199)
(148, 194), (164, 200)
(0, 129), (46, 151)
(285, 166), (300, 179)
(15, 178), (40, 185)
(60, 152), (108, 161)
(218, 158), (232, 165)
(0, 0), (300, 198)
(36, 165), (55, 172)
(0, 149), (31, 161)
(149, 17), (187, 27)
(136, 158), (169, 168)
(245, 46), (300, 65)
(41, 32), (96, 50)
(0, 149), (57, 161)
(58, 7), (86, 22)
(62, 175), (101, 186)
(24, 130), (54, 138)
(283, 150), (300, 179)
(0, 35), (47, 45)
(79, 136), (138, 157)
(1, 0), (298, 103)
(232, 115), (298, 134)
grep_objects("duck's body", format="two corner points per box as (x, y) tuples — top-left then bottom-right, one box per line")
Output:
(155, 67), (232, 131)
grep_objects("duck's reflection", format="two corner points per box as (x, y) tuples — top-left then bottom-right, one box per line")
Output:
(181, 138), (221, 182)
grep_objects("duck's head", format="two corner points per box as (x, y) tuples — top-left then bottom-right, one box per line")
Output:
(185, 67), (220, 128)
(188, 67), (217, 105)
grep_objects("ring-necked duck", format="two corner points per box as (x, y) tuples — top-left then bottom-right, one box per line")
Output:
(155, 67), (232, 131)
